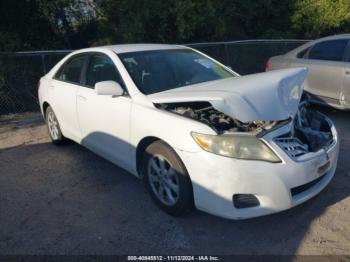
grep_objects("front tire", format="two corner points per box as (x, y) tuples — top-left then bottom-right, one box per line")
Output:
(45, 106), (66, 145)
(142, 140), (193, 216)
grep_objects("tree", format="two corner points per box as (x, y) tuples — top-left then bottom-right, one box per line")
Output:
(100, 0), (247, 43)
(3, 0), (350, 51)
(0, 0), (102, 51)
(233, 0), (296, 38)
(0, 0), (59, 51)
(100, 0), (298, 44)
(36, 0), (102, 48)
(292, 0), (350, 38)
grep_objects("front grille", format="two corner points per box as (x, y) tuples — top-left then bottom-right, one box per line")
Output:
(274, 137), (309, 158)
(233, 194), (260, 209)
(291, 174), (326, 196)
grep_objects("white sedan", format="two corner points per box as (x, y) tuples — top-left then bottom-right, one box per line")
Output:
(38, 44), (339, 219)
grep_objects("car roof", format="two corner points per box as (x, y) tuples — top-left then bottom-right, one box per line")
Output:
(76, 44), (188, 54)
(314, 33), (350, 41)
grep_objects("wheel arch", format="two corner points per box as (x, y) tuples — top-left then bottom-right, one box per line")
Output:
(135, 136), (191, 179)
(135, 136), (160, 176)
(138, 137), (195, 213)
(42, 101), (50, 119)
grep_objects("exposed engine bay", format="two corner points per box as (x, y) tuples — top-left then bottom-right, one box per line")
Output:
(272, 101), (334, 158)
(292, 101), (334, 152)
(156, 100), (334, 156)
(156, 102), (277, 134)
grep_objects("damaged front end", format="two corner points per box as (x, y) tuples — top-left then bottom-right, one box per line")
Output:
(156, 101), (279, 135)
(274, 101), (335, 160)
(151, 68), (334, 162)
(155, 101), (284, 162)
(156, 100), (335, 162)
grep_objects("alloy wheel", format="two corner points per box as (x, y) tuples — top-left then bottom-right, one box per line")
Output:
(147, 154), (180, 206)
(47, 111), (59, 140)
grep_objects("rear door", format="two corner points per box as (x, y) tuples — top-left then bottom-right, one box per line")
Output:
(341, 46), (350, 107)
(304, 39), (348, 103)
(51, 54), (87, 141)
(290, 46), (312, 69)
(76, 52), (133, 169)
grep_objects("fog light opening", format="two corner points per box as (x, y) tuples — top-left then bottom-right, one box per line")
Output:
(233, 194), (260, 209)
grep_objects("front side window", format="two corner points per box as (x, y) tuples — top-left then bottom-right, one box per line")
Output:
(118, 49), (235, 95)
(308, 39), (348, 61)
(55, 55), (85, 84)
(85, 53), (124, 88)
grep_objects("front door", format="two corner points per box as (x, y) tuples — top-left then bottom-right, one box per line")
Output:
(76, 52), (133, 169)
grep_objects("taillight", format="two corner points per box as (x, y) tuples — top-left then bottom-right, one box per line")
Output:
(265, 59), (271, 71)
(38, 79), (41, 89)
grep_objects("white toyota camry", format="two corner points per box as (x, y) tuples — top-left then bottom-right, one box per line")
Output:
(38, 44), (339, 219)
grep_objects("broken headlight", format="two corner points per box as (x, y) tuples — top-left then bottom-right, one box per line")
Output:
(191, 132), (281, 163)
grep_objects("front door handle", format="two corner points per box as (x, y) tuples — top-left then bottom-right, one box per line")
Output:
(345, 71), (350, 75)
(77, 95), (87, 101)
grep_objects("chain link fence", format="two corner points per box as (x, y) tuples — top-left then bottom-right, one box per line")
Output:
(0, 40), (309, 115)
(0, 51), (70, 115)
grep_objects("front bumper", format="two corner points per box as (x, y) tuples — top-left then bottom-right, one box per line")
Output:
(176, 117), (339, 220)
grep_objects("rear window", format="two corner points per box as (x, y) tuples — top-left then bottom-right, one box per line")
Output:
(308, 39), (348, 62)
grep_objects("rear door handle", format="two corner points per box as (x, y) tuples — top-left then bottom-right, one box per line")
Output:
(77, 95), (87, 101)
(345, 71), (350, 75)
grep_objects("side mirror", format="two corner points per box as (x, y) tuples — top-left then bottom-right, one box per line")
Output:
(95, 81), (124, 96)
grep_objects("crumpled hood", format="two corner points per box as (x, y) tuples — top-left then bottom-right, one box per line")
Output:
(148, 68), (308, 122)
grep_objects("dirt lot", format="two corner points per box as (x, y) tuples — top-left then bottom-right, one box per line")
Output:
(0, 108), (349, 255)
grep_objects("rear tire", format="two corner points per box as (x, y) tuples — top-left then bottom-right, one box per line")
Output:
(45, 106), (66, 145)
(142, 140), (193, 216)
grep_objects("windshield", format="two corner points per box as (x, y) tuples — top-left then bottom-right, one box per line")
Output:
(118, 49), (235, 94)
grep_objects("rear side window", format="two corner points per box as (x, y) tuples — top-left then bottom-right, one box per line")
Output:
(85, 53), (124, 88)
(308, 39), (348, 61)
(55, 55), (85, 84)
(297, 47), (311, 59)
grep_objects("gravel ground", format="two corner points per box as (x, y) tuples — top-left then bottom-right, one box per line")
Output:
(0, 107), (349, 255)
